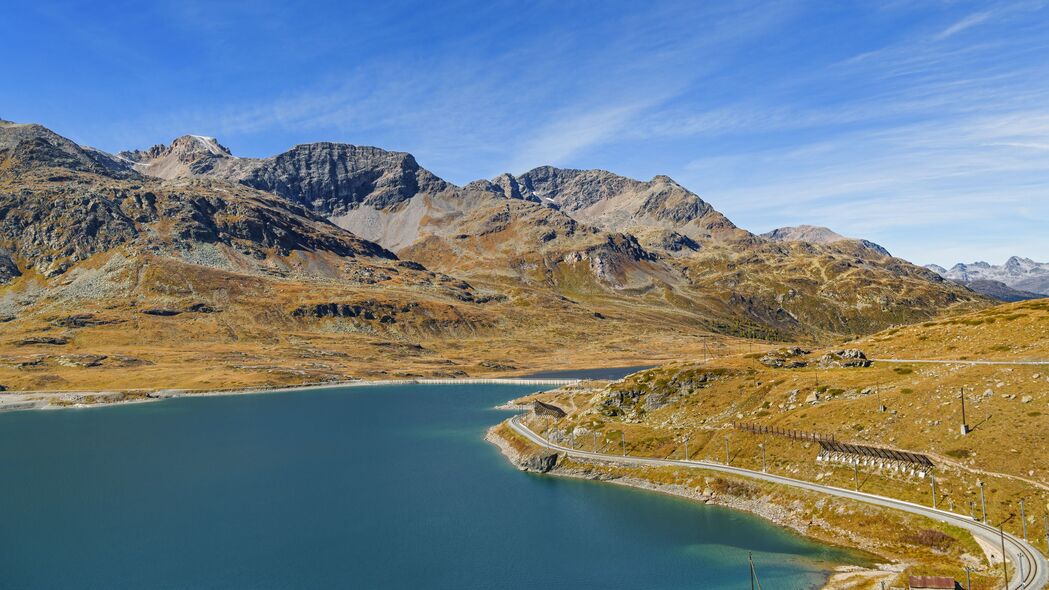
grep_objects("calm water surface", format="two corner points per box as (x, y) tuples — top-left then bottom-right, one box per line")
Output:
(0, 383), (857, 589)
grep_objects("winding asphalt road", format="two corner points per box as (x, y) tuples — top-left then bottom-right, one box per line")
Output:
(508, 416), (1048, 590)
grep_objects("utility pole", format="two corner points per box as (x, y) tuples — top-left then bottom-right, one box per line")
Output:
(931, 473), (937, 510)
(959, 387), (970, 435)
(621, 432), (626, 457)
(1021, 499), (1028, 541)
(759, 443), (766, 473)
(724, 436), (730, 465)
(593, 432), (598, 452)
(854, 461), (859, 491)
(683, 437), (689, 461)
(979, 481), (987, 523)
(964, 566), (971, 590)
(997, 514), (1014, 587)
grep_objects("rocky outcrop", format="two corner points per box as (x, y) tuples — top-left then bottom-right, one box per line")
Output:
(485, 425), (560, 473)
(0, 249), (20, 284)
(50, 314), (113, 328)
(519, 452), (559, 473)
(818, 349), (872, 368)
(15, 337), (69, 346)
(289, 300), (434, 325)
(759, 347), (810, 368)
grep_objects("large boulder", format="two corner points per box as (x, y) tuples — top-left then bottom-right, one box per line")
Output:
(818, 349), (871, 368)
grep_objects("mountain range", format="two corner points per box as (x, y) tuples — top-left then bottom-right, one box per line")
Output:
(0, 119), (987, 391)
(926, 257), (1049, 300)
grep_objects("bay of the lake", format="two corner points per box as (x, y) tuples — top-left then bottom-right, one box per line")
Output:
(0, 379), (858, 589)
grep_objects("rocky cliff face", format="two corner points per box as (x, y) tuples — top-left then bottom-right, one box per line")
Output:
(236, 143), (453, 215)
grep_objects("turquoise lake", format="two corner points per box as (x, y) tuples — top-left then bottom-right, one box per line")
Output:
(0, 380), (856, 589)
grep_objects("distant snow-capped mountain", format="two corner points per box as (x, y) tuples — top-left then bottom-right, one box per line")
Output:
(926, 257), (1049, 296)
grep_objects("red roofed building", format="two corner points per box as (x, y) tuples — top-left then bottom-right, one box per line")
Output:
(908, 575), (959, 589)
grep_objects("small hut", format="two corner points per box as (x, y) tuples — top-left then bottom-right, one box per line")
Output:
(532, 400), (566, 419)
(908, 575), (959, 590)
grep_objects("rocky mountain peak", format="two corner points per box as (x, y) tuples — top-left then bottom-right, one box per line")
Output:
(236, 142), (453, 215)
(119, 134), (234, 179)
(762, 225), (891, 257)
(170, 135), (233, 158)
(497, 166), (740, 244)
(0, 120), (134, 178)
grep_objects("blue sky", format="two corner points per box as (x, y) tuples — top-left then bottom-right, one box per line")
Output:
(4, 0), (1048, 265)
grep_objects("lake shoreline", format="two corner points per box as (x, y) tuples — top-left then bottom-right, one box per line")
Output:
(0, 377), (586, 413)
(485, 422), (902, 590)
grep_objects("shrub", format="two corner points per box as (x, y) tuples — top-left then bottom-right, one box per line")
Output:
(903, 528), (955, 551)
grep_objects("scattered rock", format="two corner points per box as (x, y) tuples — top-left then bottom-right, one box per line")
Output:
(1021, 395), (1033, 404)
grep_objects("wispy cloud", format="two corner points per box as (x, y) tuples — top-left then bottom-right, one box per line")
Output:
(8, 0), (1048, 263)
(934, 11), (993, 40)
